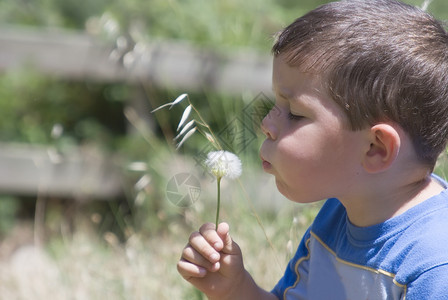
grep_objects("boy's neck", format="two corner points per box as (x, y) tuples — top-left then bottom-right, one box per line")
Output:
(342, 171), (445, 228)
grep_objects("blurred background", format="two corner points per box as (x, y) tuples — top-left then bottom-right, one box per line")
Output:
(0, 0), (447, 299)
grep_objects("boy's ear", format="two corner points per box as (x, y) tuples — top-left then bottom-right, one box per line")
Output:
(362, 124), (401, 173)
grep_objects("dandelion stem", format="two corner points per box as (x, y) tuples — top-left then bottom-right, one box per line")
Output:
(215, 177), (222, 229)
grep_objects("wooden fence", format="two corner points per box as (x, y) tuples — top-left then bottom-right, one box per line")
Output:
(0, 26), (272, 199)
(0, 25), (272, 94)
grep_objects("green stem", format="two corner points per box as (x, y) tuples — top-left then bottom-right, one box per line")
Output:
(215, 177), (222, 230)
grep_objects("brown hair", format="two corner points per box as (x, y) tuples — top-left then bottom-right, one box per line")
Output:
(273, 0), (448, 167)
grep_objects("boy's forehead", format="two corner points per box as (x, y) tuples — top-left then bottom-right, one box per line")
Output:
(272, 56), (325, 96)
(271, 55), (351, 123)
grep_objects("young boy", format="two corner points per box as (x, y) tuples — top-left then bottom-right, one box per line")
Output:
(177, 0), (448, 299)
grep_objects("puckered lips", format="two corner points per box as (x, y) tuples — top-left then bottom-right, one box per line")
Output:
(259, 153), (272, 172)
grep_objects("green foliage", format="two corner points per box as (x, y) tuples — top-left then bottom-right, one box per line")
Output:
(0, 68), (128, 147)
(404, 0), (448, 20)
(1, 0), (446, 46)
(0, 196), (19, 235)
(0, 0), (111, 28)
(0, 0), (337, 50)
(0, 0), (446, 146)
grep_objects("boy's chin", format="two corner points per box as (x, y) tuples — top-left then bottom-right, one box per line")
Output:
(276, 180), (324, 204)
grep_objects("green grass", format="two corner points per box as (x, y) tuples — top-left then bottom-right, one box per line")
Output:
(0, 152), (320, 299)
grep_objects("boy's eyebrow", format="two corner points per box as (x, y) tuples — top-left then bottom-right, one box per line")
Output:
(272, 86), (293, 100)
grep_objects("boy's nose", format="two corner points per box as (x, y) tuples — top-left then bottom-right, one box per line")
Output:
(261, 112), (277, 140)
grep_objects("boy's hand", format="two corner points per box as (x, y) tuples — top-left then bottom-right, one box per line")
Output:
(177, 222), (246, 299)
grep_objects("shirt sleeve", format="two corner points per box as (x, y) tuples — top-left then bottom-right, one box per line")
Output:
(405, 264), (448, 300)
(271, 228), (311, 299)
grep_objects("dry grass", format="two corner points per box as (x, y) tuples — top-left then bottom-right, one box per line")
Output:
(0, 159), (320, 300)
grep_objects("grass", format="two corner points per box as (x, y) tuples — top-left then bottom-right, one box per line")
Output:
(0, 152), (320, 299)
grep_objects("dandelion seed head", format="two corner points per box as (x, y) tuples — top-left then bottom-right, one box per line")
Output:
(205, 150), (242, 179)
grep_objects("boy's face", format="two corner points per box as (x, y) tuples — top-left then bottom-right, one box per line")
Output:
(259, 56), (367, 203)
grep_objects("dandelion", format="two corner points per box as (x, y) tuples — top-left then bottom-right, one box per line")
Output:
(205, 151), (242, 228)
(152, 94), (243, 227)
(151, 93), (280, 270)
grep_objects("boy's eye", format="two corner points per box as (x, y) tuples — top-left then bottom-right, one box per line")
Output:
(288, 112), (303, 120)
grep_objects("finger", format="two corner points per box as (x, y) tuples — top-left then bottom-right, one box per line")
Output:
(181, 244), (220, 272)
(177, 258), (207, 279)
(189, 229), (221, 264)
(216, 222), (239, 255)
(198, 223), (224, 252)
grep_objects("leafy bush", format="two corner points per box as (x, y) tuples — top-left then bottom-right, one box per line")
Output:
(0, 68), (128, 147)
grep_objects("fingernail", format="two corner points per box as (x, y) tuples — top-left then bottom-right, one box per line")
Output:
(213, 242), (222, 249)
(211, 262), (220, 271)
(210, 253), (220, 261)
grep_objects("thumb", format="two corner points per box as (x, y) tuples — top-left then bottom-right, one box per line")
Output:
(216, 222), (239, 255)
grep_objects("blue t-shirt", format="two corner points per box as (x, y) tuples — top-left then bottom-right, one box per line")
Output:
(272, 175), (448, 299)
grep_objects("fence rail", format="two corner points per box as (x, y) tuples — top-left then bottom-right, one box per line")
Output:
(0, 143), (122, 200)
(0, 26), (272, 95)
